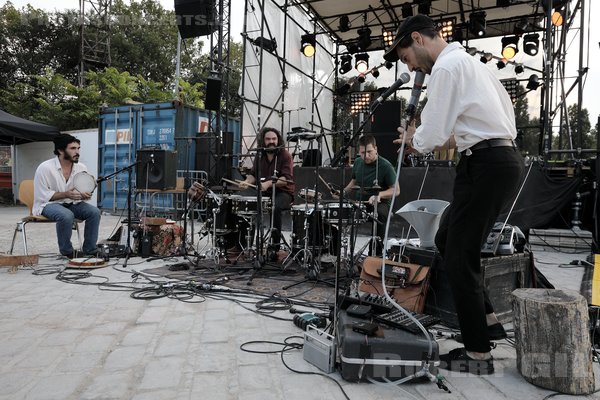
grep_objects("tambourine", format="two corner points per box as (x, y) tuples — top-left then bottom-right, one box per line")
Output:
(67, 257), (107, 268)
(72, 171), (97, 194)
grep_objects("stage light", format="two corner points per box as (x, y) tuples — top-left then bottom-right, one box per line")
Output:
(251, 37), (277, 52)
(357, 27), (372, 50)
(402, 2), (413, 18)
(480, 52), (492, 64)
(384, 61), (394, 70)
(417, 0), (431, 15)
(372, 68), (380, 78)
(346, 43), (359, 54)
(469, 11), (487, 37)
(501, 36), (519, 59)
(350, 92), (373, 114)
(339, 15), (351, 32)
(355, 53), (369, 74)
(501, 78), (519, 103)
(301, 34), (316, 57)
(357, 74), (366, 83)
(497, 59), (507, 69)
(383, 30), (395, 47)
(526, 74), (540, 90)
(552, 9), (564, 26)
(338, 54), (352, 75)
(439, 18), (456, 42)
(515, 64), (524, 74)
(523, 33), (539, 56)
(335, 83), (351, 96)
(466, 46), (478, 56)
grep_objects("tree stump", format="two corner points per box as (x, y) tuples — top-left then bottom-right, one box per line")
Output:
(512, 288), (595, 394)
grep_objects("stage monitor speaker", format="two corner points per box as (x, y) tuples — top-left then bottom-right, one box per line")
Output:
(205, 77), (222, 111)
(136, 149), (178, 190)
(371, 100), (402, 133)
(302, 149), (321, 167)
(174, 0), (218, 39)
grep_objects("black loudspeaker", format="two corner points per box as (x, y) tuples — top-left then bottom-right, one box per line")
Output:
(205, 77), (222, 111)
(174, 0), (218, 39)
(136, 149), (178, 190)
(371, 100), (402, 133)
(302, 149), (321, 167)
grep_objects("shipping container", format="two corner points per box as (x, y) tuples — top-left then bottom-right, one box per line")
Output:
(98, 102), (240, 211)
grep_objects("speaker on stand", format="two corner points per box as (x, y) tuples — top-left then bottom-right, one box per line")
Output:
(136, 149), (178, 190)
(370, 100), (403, 165)
(174, 0), (218, 39)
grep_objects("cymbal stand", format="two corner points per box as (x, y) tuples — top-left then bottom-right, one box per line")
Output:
(202, 190), (224, 264)
(236, 213), (258, 263)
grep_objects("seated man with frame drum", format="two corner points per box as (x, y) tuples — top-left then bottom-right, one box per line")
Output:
(239, 127), (295, 251)
(33, 134), (101, 258)
(336, 134), (399, 256)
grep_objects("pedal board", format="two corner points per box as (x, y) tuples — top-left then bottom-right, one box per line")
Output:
(373, 309), (440, 334)
(338, 293), (394, 314)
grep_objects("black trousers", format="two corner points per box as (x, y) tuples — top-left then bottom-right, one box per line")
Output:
(435, 146), (524, 353)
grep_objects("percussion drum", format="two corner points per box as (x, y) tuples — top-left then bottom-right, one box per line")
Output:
(207, 195), (237, 233)
(72, 171), (97, 194)
(232, 196), (271, 215)
(324, 202), (360, 224)
(290, 204), (324, 252)
(299, 188), (322, 202)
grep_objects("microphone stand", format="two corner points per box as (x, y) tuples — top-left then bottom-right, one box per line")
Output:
(97, 161), (139, 267)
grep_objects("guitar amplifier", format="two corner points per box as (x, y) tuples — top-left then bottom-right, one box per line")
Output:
(336, 310), (439, 382)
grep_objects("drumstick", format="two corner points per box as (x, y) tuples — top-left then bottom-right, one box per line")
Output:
(318, 174), (339, 195)
(232, 178), (257, 189)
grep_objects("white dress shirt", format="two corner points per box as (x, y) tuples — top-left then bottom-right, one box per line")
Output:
(33, 157), (89, 216)
(412, 42), (517, 154)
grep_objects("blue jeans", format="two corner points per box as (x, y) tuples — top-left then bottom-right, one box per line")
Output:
(42, 202), (101, 255)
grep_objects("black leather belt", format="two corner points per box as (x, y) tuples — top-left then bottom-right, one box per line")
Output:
(462, 139), (516, 156)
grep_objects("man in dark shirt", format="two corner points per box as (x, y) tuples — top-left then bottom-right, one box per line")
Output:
(240, 127), (295, 248)
(338, 134), (399, 255)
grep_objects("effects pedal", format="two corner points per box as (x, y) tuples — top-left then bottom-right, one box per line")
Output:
(481, 225), (516, 255)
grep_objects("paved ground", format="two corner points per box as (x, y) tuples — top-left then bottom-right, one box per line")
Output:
(1, 204), (600, 400)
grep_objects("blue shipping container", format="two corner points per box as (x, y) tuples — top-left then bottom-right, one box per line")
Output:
(98, 102), (240, 210)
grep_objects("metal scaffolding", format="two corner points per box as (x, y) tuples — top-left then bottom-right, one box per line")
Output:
(78, 0), (112, 87)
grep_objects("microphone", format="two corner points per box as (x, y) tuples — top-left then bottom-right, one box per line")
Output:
(404, 71), (426, 123)
(372, 72), (411, 107)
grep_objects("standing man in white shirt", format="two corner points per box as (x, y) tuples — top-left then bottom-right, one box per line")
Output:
(33, 134), (101, 258)
(386, 15), (524, 374)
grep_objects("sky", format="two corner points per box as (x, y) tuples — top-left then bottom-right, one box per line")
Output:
(5, 0), (600, 126)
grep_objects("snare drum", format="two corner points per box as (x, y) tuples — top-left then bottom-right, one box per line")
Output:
(290, 204), (324, 251)
(323, 202), (357, 224)
(232, 196), (271, 215)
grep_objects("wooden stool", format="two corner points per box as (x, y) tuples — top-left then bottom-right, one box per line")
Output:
(512, 288), (595, 394)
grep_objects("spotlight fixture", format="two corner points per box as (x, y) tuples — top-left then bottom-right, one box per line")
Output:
(339, 15), (351, 32)
(383, 30), (395, 47)
(402, 2), (413, 18)
(439, 18), (456, 42)
(301, 34), (316, 57)
(338, 54), (353, 75)
(251, 37), (277, 52)
(357, 74), (366, 83)
(372, 68), (380, 78)
(501, 78), (519, 103)
(357, 27), (372, 51)
(417, 0), (431, 15)
(355, 53), (369, 74)
(501, 36), (519, 59)
(540, 0), (569, 26)
(515, 64), (524, 74)
(335, 83), (351, 96)
(480, 52), (492, 64)
(526, 74), (540, 90)
(350, 92), (373, 114)
(497, 59), (507, 69)
(346, 43), (359, 54)
(552, 9), (564, 26)
(469, 11), (487, 37)
(523, 33), (539, 56)
(466, 46), (478, 56)
(384, 61), (394, 70)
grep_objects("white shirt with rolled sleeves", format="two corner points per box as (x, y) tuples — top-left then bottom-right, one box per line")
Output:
(33, 157), (89, 216)
(411, 42), (517, 154)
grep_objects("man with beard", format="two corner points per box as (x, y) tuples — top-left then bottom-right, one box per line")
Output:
(239, 127), (295, 252)
(33, 134), (101, 258)
(386, 14), (524, 374)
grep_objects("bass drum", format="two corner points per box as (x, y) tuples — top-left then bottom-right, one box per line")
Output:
(207, 195), (237, 233)
(290, 204), (325, 253)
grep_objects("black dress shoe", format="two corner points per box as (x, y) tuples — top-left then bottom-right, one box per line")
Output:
(439, 348), (494, 375)
(455, 323), (507, 343)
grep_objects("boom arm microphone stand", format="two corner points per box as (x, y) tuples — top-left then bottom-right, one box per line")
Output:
(97, 161), (139, 268)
